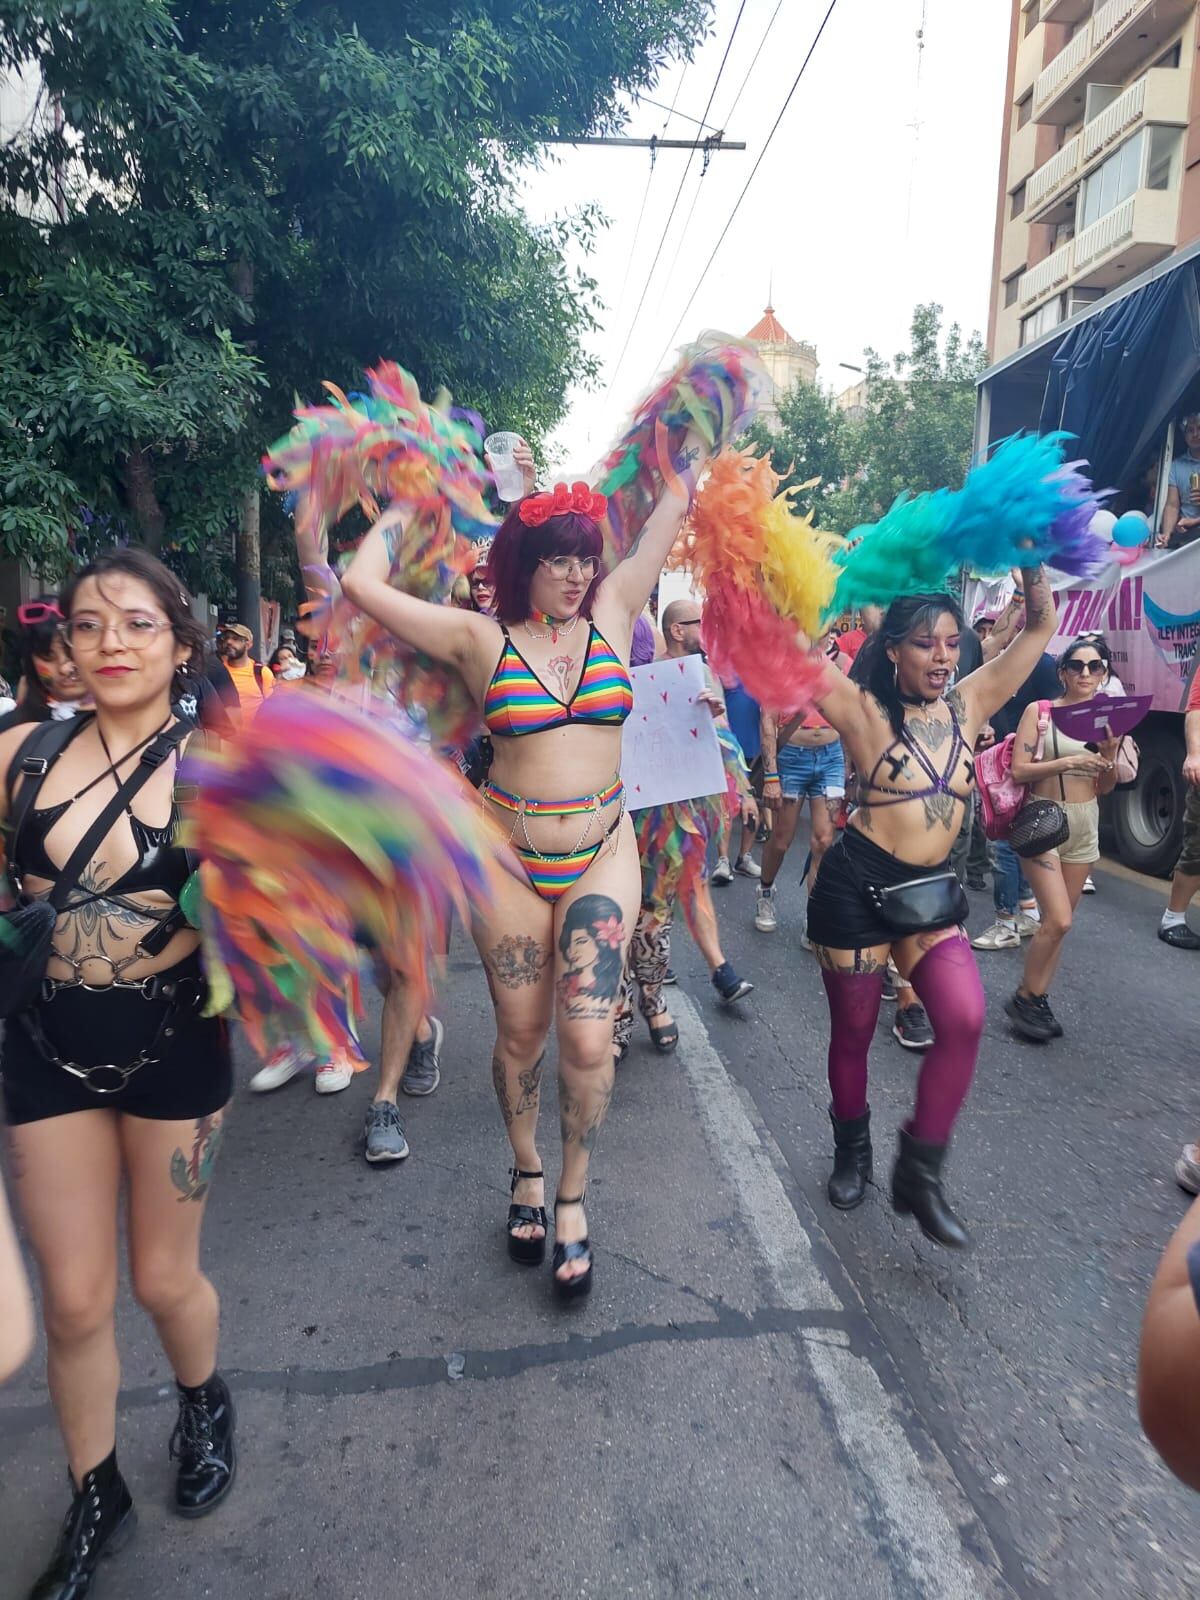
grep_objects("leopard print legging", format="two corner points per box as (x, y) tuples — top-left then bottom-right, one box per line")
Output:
(613, 902), (673, 1056)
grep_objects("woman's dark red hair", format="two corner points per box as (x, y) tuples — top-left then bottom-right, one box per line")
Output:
(486, 501), (605, 623)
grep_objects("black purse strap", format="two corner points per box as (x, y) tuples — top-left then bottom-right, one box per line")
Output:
(40, 723), (192, 913)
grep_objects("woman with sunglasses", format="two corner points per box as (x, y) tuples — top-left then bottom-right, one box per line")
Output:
(0, 550), (235, 1599)
(0, 599), (89, 731)
(342, 467), (705, 1300)
(1005, 634), (1118, 1042)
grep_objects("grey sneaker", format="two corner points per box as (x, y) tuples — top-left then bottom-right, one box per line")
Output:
(893, 1003), (934, 1051)
(363, 1100), (410, 1164)
(401, 1016), (444, 1097)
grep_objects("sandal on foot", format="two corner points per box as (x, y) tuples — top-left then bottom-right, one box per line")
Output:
(648, 1016), (679, 1053)
(551, 1194), (593, 1301)
(507, 1167), (548, 1266)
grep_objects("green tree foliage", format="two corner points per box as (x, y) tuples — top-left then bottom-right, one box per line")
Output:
(827, 303), (986, 533)
(741, 379), (853, 521)
(1, 1), (707, 592)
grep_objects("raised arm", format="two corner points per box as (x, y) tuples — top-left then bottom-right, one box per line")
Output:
(600, 427), (712, 617)
(340, 509), (496, 670)
(957, 565), (1057, 726)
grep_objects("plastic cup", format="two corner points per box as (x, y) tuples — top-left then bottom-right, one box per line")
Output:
(484, 432), (525, 502)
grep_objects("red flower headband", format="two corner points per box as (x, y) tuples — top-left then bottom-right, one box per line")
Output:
(517, 480), (607, 528)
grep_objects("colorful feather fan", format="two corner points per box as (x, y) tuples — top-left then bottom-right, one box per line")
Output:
(590, 333), (769, 570)
(182, 692), (499, 1064)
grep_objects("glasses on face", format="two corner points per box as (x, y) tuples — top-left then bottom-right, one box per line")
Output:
(538, 556), (597, 582)
(66, 615), (174, 651)
(1063, 659), (1105, 676)
(469, 575), (492, 589)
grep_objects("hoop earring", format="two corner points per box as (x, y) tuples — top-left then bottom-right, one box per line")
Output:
(892, 662), (898, 688)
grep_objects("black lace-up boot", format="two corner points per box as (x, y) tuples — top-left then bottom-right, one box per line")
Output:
(30, 1448), (136, 1599)
(170, 1372), (236, 1517)
(827, 1108), (872, 1210)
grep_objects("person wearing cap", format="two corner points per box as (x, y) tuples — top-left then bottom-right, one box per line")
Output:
(217, 621), (273, 725)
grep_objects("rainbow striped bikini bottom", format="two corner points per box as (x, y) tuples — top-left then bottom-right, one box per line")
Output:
(482, 777), (625, 903)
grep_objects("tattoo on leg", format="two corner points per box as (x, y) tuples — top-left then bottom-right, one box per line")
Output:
(514, 1053), (544, 1116)
(557, 893), (626, 1018)
(492, 1054), (513, 1127)
(170, 1115), (223, 1204)
(487, 935), (550, 989)
(559, 1082), (612, 1153)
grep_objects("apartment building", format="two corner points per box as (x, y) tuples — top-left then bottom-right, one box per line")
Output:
(988, 0), (1200, 359)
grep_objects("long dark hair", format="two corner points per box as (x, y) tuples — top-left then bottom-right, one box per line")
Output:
(12, 595), (70, 723)
(851, 593), (964, 735)
(486, 501), (605, 623)
(60, 548), (207, 695)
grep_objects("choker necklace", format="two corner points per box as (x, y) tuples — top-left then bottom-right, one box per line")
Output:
(523, 611), (581, 644)
(898, 691), (941, 708)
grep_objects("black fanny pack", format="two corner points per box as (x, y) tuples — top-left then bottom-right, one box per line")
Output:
(843, 836), (968, 937)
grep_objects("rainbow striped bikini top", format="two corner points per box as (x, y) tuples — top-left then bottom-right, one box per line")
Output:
(483, 622), (634, 739)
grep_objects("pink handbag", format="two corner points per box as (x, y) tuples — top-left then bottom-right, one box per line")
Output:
(976, 702), (1050, 841)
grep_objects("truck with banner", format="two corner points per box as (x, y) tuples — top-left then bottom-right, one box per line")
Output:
(975, 244), (1200, 874)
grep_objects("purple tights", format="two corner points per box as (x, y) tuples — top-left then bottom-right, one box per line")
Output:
(822, 937), (986, 1145)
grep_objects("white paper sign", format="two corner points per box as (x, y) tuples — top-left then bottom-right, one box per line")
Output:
(621, 655), (727, 811)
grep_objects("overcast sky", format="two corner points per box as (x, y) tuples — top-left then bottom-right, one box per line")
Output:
(516, 0), (1010, 470)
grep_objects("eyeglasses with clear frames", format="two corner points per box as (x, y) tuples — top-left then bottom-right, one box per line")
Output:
(538, 556), (598, 581)
(67, 616), (175, 651)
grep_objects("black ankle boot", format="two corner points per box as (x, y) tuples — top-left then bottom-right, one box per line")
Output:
(828, 1108), (872, 1210)
(170, 1373), (236, 1517)
(30, 1448), (136, 1600)
(891, 1128), (970, 1249)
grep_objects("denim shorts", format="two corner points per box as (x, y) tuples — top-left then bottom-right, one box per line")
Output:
(778, 740), (845, 800)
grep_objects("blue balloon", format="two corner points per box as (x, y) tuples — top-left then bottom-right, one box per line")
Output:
(1111, 511), (1149, 548)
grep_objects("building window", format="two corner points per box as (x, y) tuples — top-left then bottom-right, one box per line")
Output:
(1023, 2), (1039, 37)
(1078, 125), (1183, 231)
(1147, 126), (1182, 192)
(1016, 93), (1033, 129)
(1154, 41), (1182, 69)
(1004, 272), (1022, 309)
(1068, 287), (1104, 317)
(1011, 181), (1027, 220)
(1021, 294), (1067, 347)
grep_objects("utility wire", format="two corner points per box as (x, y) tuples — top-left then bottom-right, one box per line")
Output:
(656, 0), (840, 364)
(609, 67), (690, 327)
(721, 0), (787, 132)
(601, 0), (749, 402)
(633, 93), (717, 132)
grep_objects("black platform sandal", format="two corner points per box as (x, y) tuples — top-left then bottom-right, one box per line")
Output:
(551, 1193), (593, 1301)
(507, 1168), (548, 1265)
(648, 1014), (679, 1053)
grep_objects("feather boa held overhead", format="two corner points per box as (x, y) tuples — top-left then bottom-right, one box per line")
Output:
(263, 361), (498, 746)
(182, 692), (499, 1064)
(590, 332), (769, 570)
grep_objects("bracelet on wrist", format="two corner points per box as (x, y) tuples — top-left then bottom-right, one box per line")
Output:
(763, 771), (780, 781)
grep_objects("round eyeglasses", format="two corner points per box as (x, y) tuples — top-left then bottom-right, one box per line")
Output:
(538, 557), (598, 581)
(66, 616), (174, 650)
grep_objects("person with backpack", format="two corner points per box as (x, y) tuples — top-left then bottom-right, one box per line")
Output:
(1003, 634), (1120, 1042)
(215, 621), (272, 726)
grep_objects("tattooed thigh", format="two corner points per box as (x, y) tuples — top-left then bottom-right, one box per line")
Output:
(169, 1114), (224, 1204)
(486, 934), (552, 989)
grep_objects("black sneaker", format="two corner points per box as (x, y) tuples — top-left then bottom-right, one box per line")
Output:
(966, 874), (988, 892)
(663, 968), (678, 986)
(401, 1016), (443, 1096)
(711, 961), (753, 1005)
(1005, 989), (1060, 1042)
(892, 1003), (934, 1051)
(1159, 921), (1200, 951)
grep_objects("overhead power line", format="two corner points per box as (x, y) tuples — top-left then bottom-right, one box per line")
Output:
(656, 0), (841, 365)
(608, 66), (690, 329)
(601, 0), (750, 403)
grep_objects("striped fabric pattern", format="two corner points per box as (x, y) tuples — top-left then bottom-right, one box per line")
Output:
(482, 777), (624, 817)
(513, 840), (604, 902)
(484, 624), (633, 738)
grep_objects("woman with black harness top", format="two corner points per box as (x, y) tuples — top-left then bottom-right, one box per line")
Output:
(0, 550), (235, 1600)
(804, 570), (1058, 1247)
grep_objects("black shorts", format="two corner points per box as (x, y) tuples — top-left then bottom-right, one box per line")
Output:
(806, 825), (955, 950)
(1, 955), (233, 1126)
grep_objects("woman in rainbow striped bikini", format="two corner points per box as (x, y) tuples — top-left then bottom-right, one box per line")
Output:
(342, 475), (698, 1300)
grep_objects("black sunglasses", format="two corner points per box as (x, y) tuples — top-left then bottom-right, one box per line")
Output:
(1063, 659), (1106, 675)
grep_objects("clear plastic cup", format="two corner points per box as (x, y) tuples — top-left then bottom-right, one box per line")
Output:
(484, 432), (525, 502)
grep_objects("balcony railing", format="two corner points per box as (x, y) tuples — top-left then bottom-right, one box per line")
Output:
(1027, 132), (1082, 212)
(1019, 238), (1075, 306)
(1033, 27), (1090, 115)
(1092, 0), (1142, 51)
(1074, 194), (1137, 272)
(1082, 74), (1147, 161)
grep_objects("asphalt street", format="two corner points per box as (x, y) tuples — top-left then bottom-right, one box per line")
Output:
(1, 833), (1198, 1599)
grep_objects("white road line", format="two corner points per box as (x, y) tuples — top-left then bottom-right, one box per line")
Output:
(672, 990), (994, 1600)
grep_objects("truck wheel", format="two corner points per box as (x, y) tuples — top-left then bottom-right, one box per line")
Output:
(1110, 725), (1186, 877)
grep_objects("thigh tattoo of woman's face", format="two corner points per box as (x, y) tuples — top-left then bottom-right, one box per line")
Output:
(556, 894), (626, 1019)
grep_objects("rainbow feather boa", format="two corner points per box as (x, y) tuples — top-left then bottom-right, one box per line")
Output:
(182, 692), (498, 1063)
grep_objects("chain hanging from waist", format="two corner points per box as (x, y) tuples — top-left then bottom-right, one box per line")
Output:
(481, 776), (625, 862)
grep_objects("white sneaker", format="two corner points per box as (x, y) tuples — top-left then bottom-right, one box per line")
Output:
(971, 920), (1020, 951)
(754, 886), (778, 932)
(710, 855), (734, 885)
(314, 1058), (355, 1094)
(1015, 910), (1040, 937)
(1082, 875), (1096, 894)
(735, 854), (762, 879)
(248, 1047), (308, 1093)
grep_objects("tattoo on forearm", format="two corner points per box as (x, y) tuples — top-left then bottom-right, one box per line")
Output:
(382, 523), (399, 564)
(170, 1115), (223, 1203)
(487, 935), (551, 990)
